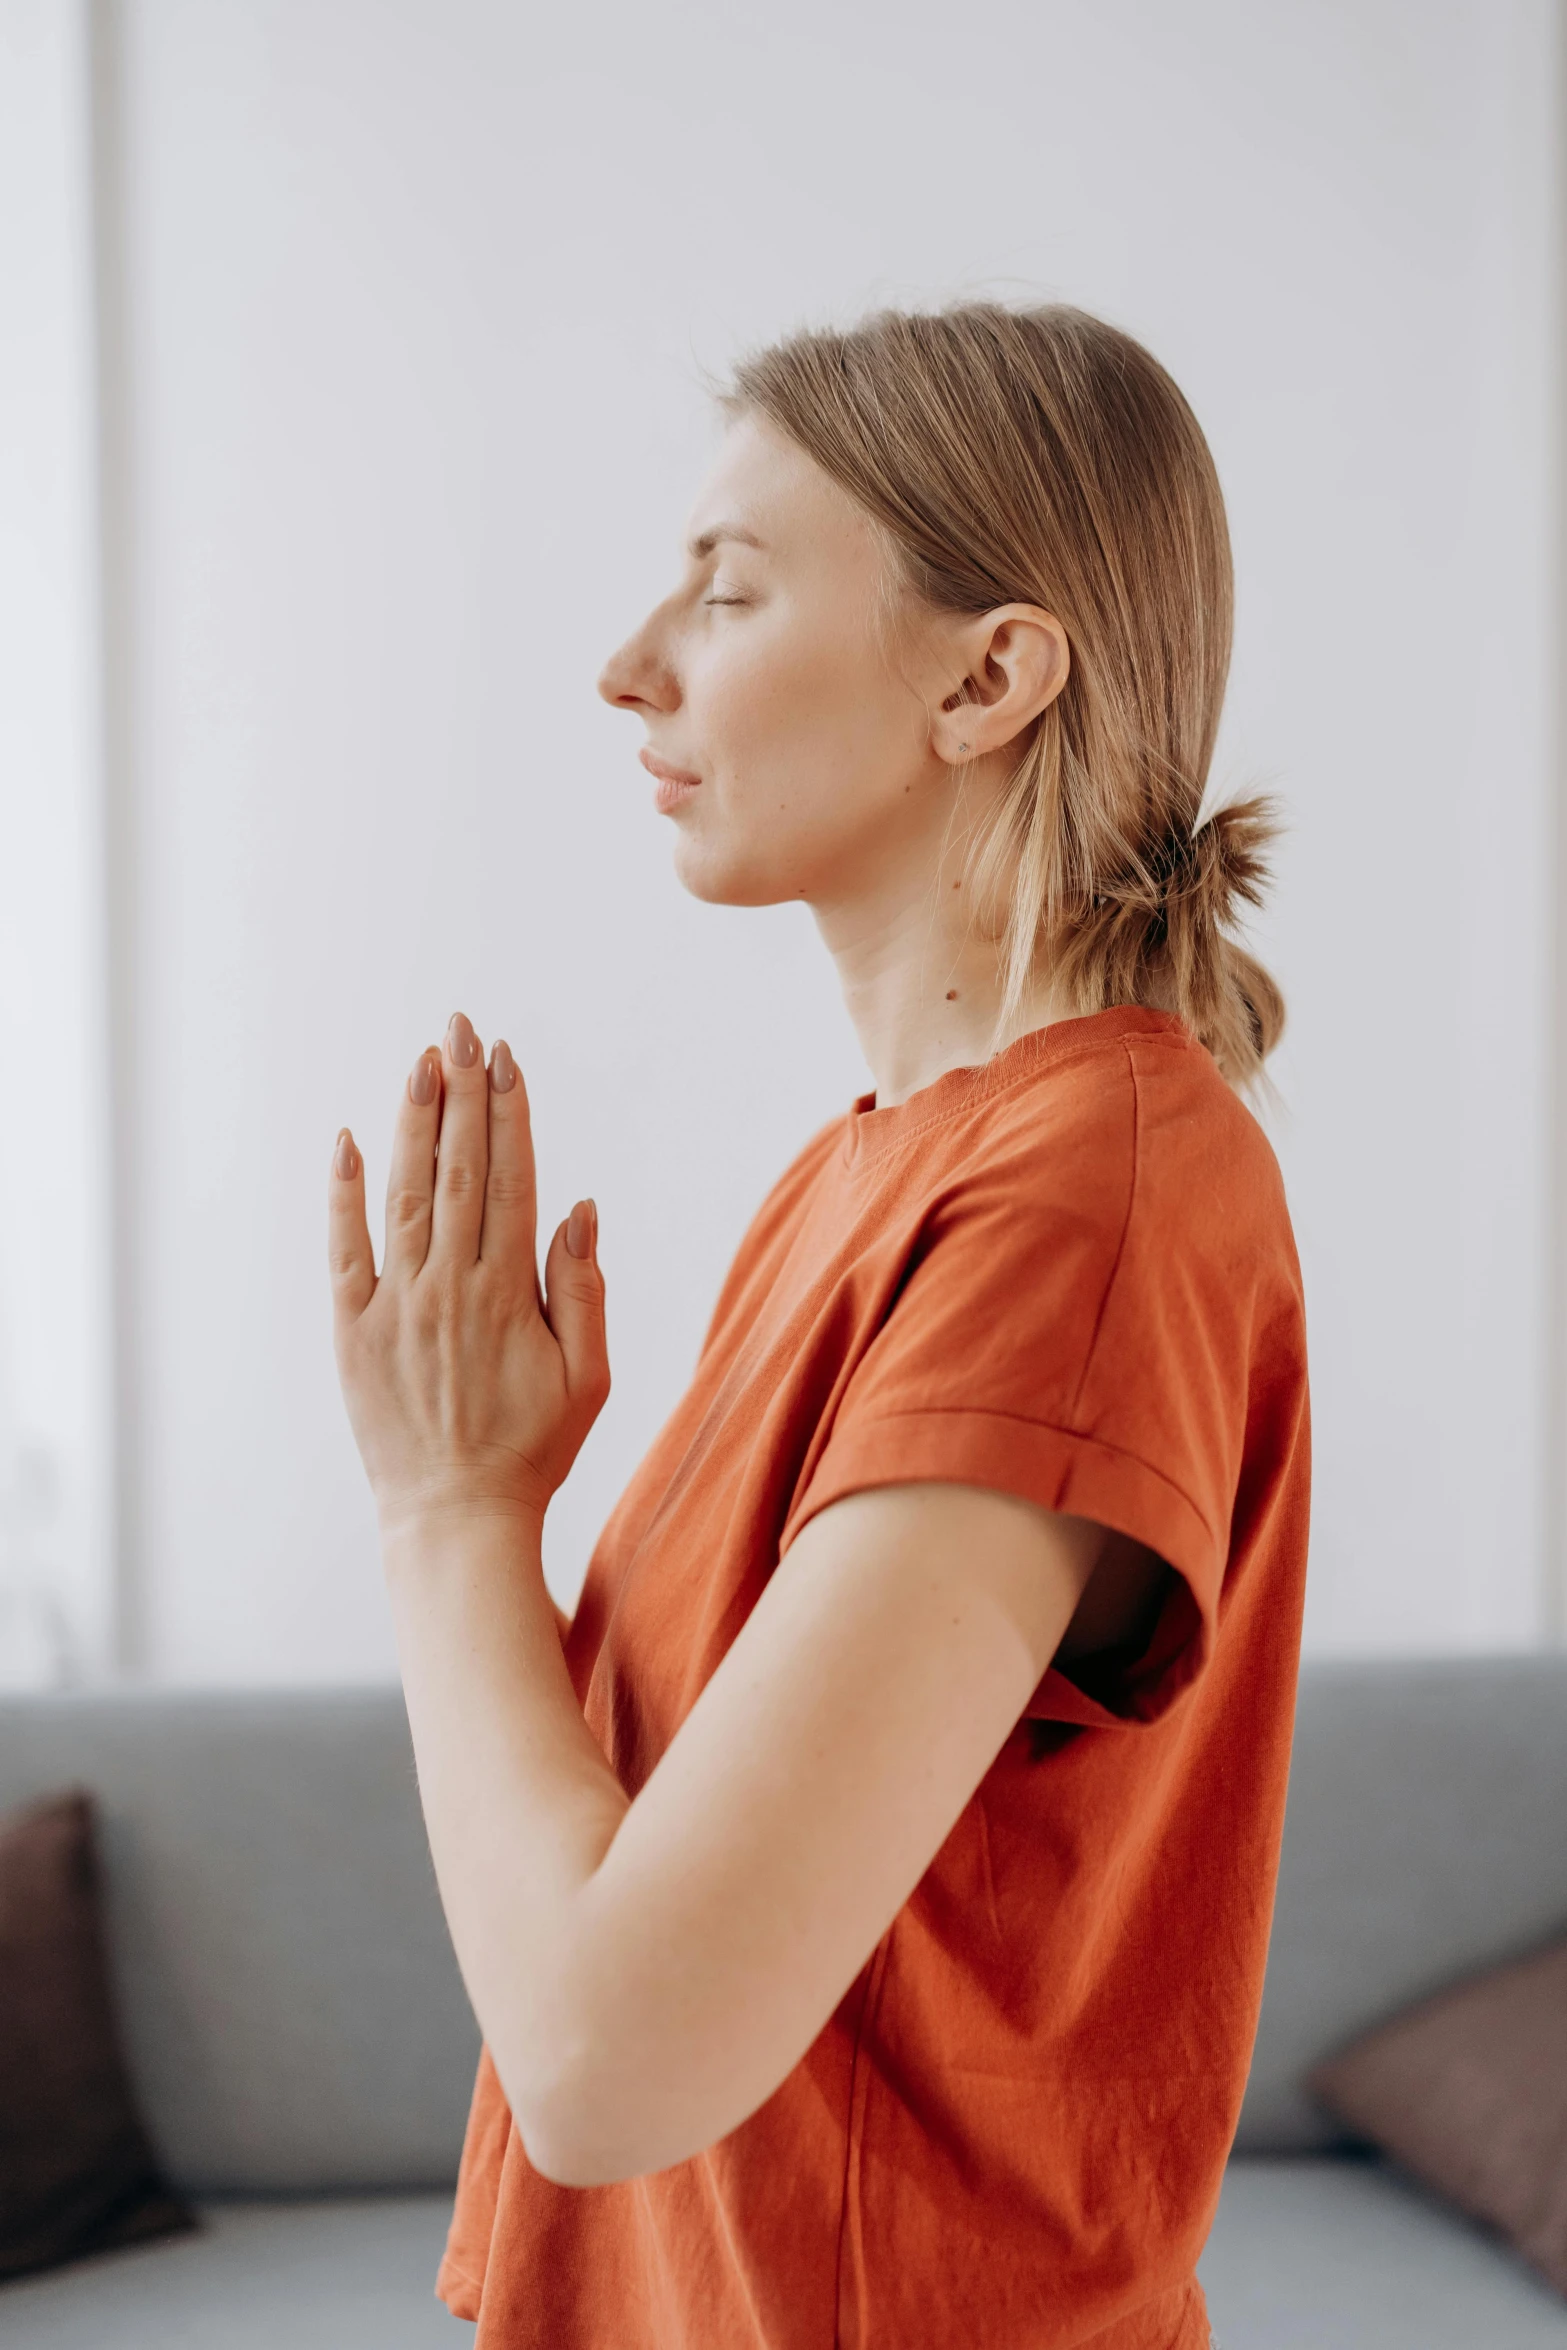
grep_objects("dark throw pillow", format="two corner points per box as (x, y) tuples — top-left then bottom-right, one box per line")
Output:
(0, 1788), (194, 2280)
(1309, 1932), (1567, 2298)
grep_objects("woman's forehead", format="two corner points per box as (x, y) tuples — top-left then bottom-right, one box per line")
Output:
(683, 414), (874, 564)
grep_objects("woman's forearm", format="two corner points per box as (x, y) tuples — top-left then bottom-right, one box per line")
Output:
(381, 1505), (628, 2160)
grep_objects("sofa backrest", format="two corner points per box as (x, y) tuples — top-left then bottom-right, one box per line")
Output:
(0, 1687), (478, 2195)
(1235, 1653), (1567, 2150)
(5, 1656), (1565, 2189)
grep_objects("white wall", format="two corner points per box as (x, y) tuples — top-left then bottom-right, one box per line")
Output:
(0, 0), (115, 1680)
(73, 0), (1563, 1679)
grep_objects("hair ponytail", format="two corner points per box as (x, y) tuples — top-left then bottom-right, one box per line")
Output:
(1164, 799), (1286, 1074)
(1036, 791), (1285, 1085)
(730, 302), (1286, 1090)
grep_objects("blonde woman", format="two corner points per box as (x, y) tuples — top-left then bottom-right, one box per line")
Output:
(329, 303), (1309, 2350)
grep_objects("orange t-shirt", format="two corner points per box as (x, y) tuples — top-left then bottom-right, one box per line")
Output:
(438, 1004), (1310, 2350)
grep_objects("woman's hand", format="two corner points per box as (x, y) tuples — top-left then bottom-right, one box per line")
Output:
(328, 1012), (609, 1532)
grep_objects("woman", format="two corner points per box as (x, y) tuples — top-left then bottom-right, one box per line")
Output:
(328, 302), (1309, 2350)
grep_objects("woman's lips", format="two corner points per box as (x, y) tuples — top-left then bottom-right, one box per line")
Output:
(639, 747), (702, 816)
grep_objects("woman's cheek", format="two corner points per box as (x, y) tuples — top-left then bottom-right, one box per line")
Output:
(680, 624), (900, 891)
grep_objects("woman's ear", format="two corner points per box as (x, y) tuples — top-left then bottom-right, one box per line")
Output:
(931, 605), (1070, 765)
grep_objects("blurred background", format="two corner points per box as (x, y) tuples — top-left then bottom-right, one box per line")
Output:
(1, 0), (1562, 1687)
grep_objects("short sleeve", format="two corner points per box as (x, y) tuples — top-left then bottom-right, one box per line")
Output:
(777, 1052), (1291, 1726)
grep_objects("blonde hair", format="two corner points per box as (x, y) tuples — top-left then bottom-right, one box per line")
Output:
(728, 301), (1284, 1088)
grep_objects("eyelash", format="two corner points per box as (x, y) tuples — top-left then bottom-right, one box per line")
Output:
(704, 593), (749, 607)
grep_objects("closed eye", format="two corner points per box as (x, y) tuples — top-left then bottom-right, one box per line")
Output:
(704, 594), (750, 608)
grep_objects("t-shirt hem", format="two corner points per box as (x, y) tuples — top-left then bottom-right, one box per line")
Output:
(1067, 2274), (1210, 2350)
(781, 1405), (1218, 1591)
(779, 1406), (1222, 1725)
(436, 2248), (484, 2323)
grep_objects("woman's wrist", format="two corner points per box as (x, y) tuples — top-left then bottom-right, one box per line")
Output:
(377, 1480), (550, 1573)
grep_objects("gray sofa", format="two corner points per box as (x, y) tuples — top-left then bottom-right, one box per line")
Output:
(2, 1658), (1565, 2348)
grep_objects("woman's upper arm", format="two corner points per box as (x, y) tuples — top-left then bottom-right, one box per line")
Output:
(539, 1481), (1108, 2184)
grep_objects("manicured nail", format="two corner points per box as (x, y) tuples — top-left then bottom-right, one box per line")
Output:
(566, 1200), (593, 1259)
(334, 1129), (358, 1180)
(409, 1051), (438, 1106)
(489, 1040), (517, 1094)
(446, 1012), (478, 1068)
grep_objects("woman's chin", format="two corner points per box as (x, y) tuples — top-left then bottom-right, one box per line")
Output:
(670, 834), (805, 911)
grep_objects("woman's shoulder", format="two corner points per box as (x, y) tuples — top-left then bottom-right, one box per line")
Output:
(949, 1010), (1289, 1221)
(897, 1016), (1300, 1352)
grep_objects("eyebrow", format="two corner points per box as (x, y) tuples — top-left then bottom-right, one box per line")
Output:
(685, 523), (766, 560)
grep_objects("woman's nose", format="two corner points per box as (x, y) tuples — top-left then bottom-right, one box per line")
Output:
(597, 621), (680, 713)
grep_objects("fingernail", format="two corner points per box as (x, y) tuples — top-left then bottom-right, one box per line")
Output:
(489, 1040), (517, 1094)
(446, 1012), (478, 1068)
(566, 1200), (592, 1259)
(409, 1051), (438, 1106)
(334, 1129), (358, 1180)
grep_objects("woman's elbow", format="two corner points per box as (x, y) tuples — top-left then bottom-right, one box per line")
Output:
(512, 2072), (659, 2190)
(494, 1955), (760, 2185)
(518, 2119), (632, 2190)
(506, 2035), (721, 2188)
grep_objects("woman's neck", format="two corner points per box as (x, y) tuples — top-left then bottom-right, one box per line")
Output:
(814, 880), (1071, 1111)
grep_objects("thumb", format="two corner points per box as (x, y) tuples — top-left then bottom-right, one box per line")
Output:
(543, 1199), (610, 1414)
